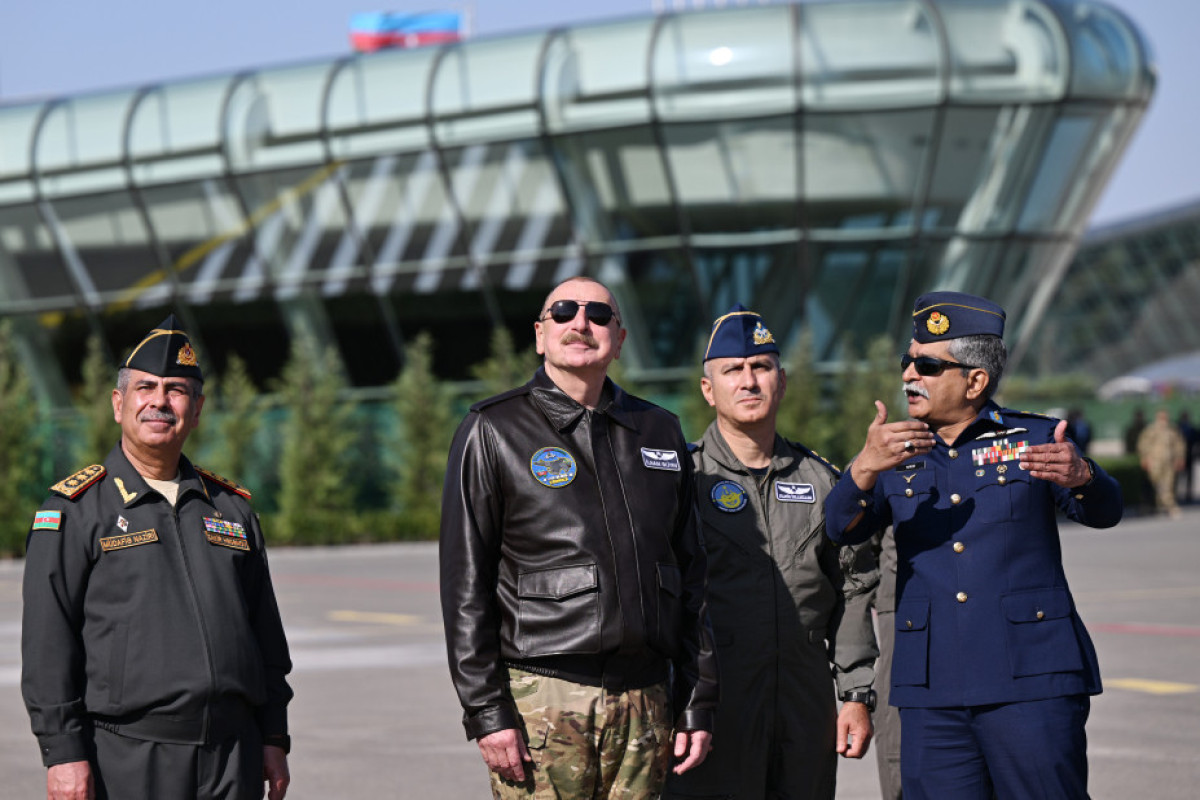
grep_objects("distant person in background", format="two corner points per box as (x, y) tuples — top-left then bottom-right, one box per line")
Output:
(1123, 408), (1146, 457)
(1178, 411), (1198, 503)
(1138, 408), (1186, 518)
(1065, 409), (1092, 456)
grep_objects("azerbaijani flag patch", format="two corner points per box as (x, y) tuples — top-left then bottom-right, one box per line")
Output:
(32, 510), (62, 531)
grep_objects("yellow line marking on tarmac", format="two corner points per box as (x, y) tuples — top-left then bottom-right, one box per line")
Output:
(328, 610), (420, 626)
(1107, 678), (1198, 696)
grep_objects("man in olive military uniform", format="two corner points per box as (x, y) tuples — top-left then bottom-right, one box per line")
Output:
(665, 305), (879, 800)
(22, 315), (293, 800)
(1137, 408), (1186, 518)
(826, 291), (1123, 799)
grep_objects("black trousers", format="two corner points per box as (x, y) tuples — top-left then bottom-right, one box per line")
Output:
(91, 724), (263, 800)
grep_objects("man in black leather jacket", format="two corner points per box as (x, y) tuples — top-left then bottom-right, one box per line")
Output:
(440, 277), (718, 799)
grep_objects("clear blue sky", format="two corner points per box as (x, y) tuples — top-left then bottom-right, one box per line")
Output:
(1, 0), (1195, 226)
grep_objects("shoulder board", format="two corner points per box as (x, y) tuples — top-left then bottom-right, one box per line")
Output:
(470, 384), (531, 412)
(1004, 408), (1058, 422)
(195, 466), (252, 500)
(50, 464), (106, 499)
(787, 440), (842, 478)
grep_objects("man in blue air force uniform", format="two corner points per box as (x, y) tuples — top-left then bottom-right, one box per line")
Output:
(824, 291), (1123, 799)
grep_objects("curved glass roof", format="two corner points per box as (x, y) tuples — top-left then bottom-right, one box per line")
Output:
(0, 0), (1155, 402)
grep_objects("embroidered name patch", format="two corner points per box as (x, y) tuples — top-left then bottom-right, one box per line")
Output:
(895, 461), (926, 472)
(775, 482), (815, 503)
(206, 531), (250, 550)
(971, 439), (1029, 466)
(32, 510), (62, 531)
(641, 448), (681, 471)
(100, 529), (159, 551)
(204, 517), (246, 539)
(530, 447), (577, 488)
(711, 480), (747, 513)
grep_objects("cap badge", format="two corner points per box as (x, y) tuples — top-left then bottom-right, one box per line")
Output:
(752, 321), (775, 346)
(711, 480), (748, 513)
(530, 447), (578, 488)
(177, 343), (198, 367)
(926, 311), (950, 336)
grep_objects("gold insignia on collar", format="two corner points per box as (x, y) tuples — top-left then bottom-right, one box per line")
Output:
(926, 311), (950, 335)
(177, 342), (198, 367)
(114, 477), (138, 504)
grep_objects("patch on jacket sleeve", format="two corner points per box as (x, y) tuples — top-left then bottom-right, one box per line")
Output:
(32, 510), (63, 531)
(50, 464), (106, 499)
(641, 448), (681, 471)
(195, 466), (252, 499)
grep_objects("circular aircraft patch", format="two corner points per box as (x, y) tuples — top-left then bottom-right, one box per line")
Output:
(711, 480), (747, 513)
(530, 447), (578, 488)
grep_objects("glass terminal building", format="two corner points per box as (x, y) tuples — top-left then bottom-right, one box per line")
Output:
(0, 0), (1154, 407)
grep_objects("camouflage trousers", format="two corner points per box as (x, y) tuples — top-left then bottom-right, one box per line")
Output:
(490, 668), (673, 800)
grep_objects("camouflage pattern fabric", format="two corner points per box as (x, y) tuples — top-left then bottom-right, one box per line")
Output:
(490, 668), (672, 800)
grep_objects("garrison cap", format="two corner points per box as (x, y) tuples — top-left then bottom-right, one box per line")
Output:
(121, 314), (203, 382)
(912, 291), (1005, 343)
(703, 303), (779, 362)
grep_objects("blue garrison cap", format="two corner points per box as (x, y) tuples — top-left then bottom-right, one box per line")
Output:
(702, 304), (780, 362)
(121, 313), (204, 382)
(912, 291), (1005, 343)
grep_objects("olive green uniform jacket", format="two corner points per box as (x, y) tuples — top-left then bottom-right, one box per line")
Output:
(665, 423), (878, 800)
(22, 443), (293, 767)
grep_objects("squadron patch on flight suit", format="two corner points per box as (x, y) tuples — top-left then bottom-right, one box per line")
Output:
(530, 447), (577, 488)
(775, 482), (815, 503)
(32, 510), (62, 531)
(711, 480), (747, 513)
(50, 464), (105, 499)
(641, 448), (681, 471)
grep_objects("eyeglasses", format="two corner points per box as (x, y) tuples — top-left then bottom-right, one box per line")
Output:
(900, 353), (978, 377)
(540, 299), (620, 327)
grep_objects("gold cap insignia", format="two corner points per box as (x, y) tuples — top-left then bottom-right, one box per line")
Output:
(177, 343), (198, 367)
(926, 311), (950, 336)
(752, 321), (775, 346)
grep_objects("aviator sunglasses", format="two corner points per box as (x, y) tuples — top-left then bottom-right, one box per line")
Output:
(540, 299), (620, 326)
(900, 353), (979, 376)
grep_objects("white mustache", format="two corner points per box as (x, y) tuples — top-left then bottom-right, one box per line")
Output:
(139, 409), (178, 425)
(904, 381), (929, 399)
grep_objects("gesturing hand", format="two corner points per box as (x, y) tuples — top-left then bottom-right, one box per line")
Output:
(1020, 420), (1091, 489)
(849, 401), (934, 491)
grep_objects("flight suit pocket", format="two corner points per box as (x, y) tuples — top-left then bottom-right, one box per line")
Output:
(515, 564), (600, 655)
(1001, 588), (1083, 677)
(892, 599), (930, 686)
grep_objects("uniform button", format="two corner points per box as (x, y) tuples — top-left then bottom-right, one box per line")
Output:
(956, 592), (968, 603)
(951, 493), (962, 505)
(948, 448), (958, 459)
(906, 620), (913, 629)
(858, 498), (869, 508)
(1074, 493), (1084, 500)
(953, 541), (965, 553)
(905, 488), (914, 497)
(1036, 610), (1045, 620)
(997, 476), (1007, 486)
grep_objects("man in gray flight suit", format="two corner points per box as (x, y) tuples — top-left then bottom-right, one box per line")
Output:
(665, 304), (879, 799)
(22, 315), (292, 800)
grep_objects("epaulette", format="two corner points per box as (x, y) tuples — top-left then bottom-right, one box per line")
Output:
(788, 440), (842, 478)
(50, 464), (105, 500)
(195, 466), (252, 500)
(1005, 408), (1057, 422)
(470, 384), (530, 412)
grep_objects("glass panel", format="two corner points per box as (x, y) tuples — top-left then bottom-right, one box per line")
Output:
(1061, 1), (1154, 100)
(941, 0), (1067, 102)
(47, 191), (159, 305)
(1016, 111), (1101, 233)
(325, 49), (438, 157)
(126, 79), (229, 160)
(430, 33), (545, 145)
(0, 103), (40, 181)
(541, 22), (653, 133)
(32, 92), (138, 174)
(621, 249), (704, 371)
(0, 205), (77, 313)
(799, 0), (941, 109)
(226, 67), (329, 170)
(652, 5), (797, 120)
(806, 243), (908, 361)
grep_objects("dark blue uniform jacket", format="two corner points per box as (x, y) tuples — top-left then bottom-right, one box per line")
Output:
(825, 402), (1122, 708)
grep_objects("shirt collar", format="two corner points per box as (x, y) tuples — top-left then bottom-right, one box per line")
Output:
(527, 367), (638, 433)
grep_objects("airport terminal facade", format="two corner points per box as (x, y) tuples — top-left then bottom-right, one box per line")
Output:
(0, 0), (1155, 406)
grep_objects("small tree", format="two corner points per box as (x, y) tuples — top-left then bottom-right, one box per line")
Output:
(76, 334), (116, 465)
(777, 329), (834, 457)
(678, 368), (714, 442)
(207, 354), (261, 482)
(274, 335), (355, 543)
(0, 323), (42, 554)
(469, 327), (539, 400)
(394, 332), (455, 538)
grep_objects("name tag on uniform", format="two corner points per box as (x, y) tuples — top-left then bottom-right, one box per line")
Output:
(100, 529), (159, 552)
(641, 448), (681, 471)
(775, 482), (815, 503)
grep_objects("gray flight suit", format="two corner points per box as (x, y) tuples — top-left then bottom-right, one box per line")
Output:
(665, 423), (879, 800)
(870, 527), (902, 800)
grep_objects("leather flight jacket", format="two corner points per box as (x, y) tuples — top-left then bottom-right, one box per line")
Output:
(440, 368), (719, 741)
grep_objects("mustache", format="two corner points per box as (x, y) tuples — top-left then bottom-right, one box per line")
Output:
(561, 332), (598, 347)
(904, 381), (929, 399)
(139, 408), (179, 425)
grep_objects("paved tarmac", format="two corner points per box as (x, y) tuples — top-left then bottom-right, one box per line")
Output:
(1, 507), (1198, 799)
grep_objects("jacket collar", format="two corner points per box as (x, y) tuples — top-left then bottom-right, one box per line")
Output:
(527, 367), (638, 433)
(104, 441), (207, 508)
(699, 420), (794, 475)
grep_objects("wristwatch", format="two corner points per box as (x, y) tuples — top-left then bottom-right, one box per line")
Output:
(841, 689), (877, 712)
